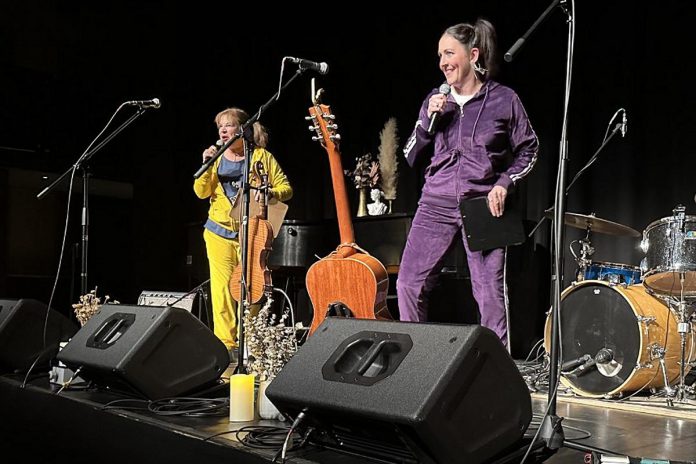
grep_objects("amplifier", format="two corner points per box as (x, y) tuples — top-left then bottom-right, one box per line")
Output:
(137, 291), (195, 312)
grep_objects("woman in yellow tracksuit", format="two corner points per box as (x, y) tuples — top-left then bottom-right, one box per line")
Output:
(194, 108), (292, 353)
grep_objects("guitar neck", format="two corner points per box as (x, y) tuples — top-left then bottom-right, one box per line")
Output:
(256, 162), (268, 220)
(326, 143), (355, 246)
(310, 103), (356, 245)
(260, 174), (268, 219)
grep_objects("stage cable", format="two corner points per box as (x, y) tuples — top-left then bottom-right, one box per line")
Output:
(280, 409), (307, 463)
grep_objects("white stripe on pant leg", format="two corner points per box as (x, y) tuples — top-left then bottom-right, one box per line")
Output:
(503, 246), (511, 354)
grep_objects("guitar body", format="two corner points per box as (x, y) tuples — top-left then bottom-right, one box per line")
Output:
(306, 250), (390, 334)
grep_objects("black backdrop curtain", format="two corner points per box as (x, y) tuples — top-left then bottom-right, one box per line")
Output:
(1, 1), (694, 353)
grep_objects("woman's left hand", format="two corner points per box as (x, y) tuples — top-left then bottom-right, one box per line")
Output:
(254, 187), (272, 203)
(487, 186), (507, 217)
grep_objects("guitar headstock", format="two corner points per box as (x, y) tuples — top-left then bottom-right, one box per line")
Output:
(306, 89), (341, 152)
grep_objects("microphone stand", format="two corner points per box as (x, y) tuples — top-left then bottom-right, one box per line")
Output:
(37, 107), (149, 296)
(234, 132), (255, 375)
(193, 67), (308, 375)
(504, 0), (573, 454)
(165, 278), (210, 309)
(159, 278), (212, 326)
(527, 120), (624, 239)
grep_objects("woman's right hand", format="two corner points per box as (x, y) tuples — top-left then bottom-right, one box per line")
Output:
(202, 145), (217, 163)
(427, 93), (447, 118)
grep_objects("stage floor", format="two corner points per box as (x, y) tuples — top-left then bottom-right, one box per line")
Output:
(2, 369), (696, 463)
(536, 394), (696, 463)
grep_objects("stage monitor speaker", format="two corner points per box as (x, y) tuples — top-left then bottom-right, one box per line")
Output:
(266, 318), (531, 464)
(0, 299), (78, 371)
(57, 304), (229, 399)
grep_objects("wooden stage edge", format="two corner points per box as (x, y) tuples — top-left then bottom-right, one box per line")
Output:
(531, 390), (696, 420)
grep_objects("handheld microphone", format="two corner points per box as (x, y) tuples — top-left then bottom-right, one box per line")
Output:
(203, 140), (224, 164)
(286, 57), (329, 75)
(621, 109), (627, 137)
(427, 83), (451, 135)
(125, 98), (161, 109)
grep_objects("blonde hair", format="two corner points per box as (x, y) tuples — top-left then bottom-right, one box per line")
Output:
(214, 107), (269, 148)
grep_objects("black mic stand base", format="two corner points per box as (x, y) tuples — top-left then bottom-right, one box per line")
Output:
(488, 433), (557, 464)
(539, 413), (565, 450)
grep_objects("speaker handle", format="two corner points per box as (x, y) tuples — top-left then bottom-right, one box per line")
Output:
(88, 313), (135, 349)
(323, 331), (413, 386)
(357, 340), (393, 376)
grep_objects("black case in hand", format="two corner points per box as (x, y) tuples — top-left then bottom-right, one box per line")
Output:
(460, 196), (525, 252)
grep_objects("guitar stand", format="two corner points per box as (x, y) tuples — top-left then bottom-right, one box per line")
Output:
(326, 302), (353, 318)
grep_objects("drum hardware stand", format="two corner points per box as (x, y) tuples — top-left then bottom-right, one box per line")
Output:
(570, 228), (595, 281)
(674, 296), (693, 402)
(654, 292), (696, 404)
(650, 344), (677, 405)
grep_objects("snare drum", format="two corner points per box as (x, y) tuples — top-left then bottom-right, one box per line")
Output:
(579, 261), (642, 285)
(642, 214), (696, 296)
(544, 280), (694, 397)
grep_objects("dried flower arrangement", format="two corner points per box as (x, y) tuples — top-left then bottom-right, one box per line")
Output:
(377, 118), (399, 201)
(72, 288), (118, 326)
(345, 153), (380, 190)
(242, 297), (297, 382)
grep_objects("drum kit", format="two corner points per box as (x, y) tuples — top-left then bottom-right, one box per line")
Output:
(544, 205), (696, 405)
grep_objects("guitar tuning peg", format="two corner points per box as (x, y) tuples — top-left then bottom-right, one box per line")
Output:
(311, 136), (322, 142)
(330, 134), (341, 141)
(308, 125), (317, 131)
(304, 115), (315, 121)
(322, 113), (335, 120)
(327, 123), (338, 130)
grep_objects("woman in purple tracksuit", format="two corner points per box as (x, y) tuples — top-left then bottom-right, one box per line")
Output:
(397, 18), (539, 348)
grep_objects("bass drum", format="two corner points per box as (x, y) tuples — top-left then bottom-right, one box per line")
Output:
(544, 280), (694, 398)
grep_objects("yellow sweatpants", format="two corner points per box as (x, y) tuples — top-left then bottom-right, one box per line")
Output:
(203, 228), (240, 350)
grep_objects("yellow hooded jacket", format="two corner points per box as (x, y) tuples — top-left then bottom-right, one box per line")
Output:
(193, 147), (293, 233)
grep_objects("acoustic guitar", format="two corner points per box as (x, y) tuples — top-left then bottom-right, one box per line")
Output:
(305, 90), (391, 335)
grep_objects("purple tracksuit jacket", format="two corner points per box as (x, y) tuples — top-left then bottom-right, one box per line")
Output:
(397, 80), (538, 346)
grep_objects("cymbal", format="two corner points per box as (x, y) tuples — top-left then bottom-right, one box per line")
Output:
(545, 210), (641, 237)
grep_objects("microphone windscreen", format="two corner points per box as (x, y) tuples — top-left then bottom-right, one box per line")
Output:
(439, 83), (452, 95)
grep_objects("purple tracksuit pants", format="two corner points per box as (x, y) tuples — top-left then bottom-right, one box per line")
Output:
(396, 200), (508, 346)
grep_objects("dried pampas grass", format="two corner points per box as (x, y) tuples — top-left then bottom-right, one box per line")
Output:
(377, 118), (399, 200)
